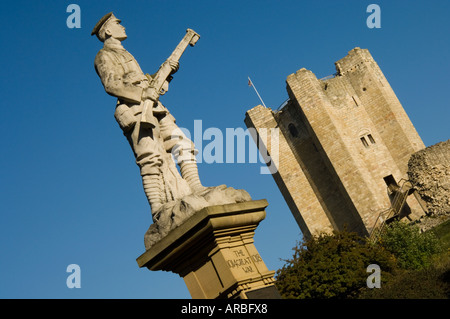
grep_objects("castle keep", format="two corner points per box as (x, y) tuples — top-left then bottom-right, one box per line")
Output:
(245, 48), (427, 238)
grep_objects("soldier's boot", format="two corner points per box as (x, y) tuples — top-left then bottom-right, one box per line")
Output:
(142, 174), (163, 219)
(180, 161), (207, 194)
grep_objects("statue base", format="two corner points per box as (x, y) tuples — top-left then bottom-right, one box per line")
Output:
(136, 199), (281, 299)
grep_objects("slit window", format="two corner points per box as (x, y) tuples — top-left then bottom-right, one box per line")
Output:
(360, 137), (369, 148)
(368, 134), (376, 144)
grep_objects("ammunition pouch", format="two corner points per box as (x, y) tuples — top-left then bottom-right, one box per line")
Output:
(114, 103), (137, 132)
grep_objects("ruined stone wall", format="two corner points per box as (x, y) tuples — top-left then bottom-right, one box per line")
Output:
(408, 139), (450, 216)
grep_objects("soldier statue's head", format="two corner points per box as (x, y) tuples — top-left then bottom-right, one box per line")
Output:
(91, 12), (127, 42)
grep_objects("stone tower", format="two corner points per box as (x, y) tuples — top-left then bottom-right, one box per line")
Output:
(245, 47), (427, 239)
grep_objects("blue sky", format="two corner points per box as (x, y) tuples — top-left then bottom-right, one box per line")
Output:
(0, 0), (449, 298)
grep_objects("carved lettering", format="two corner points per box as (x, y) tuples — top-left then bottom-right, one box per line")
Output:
(233, 249), (245, 257)
(226, 252), (262, 273)
(251, 254), (262, 263)
(243, 266), (254, 273)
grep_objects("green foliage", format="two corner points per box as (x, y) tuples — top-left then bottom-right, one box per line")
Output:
(431, 219), (450, 251)
(275, 231), (397, 299)
(358, 258), (450, 299)
(378, 221), (442, 270)
(359, 220), (449, 299)
(276, 220), (449, 299)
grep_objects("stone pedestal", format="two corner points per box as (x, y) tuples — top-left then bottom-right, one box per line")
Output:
(136, 199), (280, 299)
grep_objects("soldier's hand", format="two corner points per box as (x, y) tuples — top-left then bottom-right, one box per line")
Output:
(142, 87), (159, 102)
(169, 60), (179, 74)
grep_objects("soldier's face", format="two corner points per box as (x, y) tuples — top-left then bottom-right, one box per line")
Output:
(106, 19), (127, 41)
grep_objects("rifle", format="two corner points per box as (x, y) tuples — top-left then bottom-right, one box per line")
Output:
(141, 28), (200, 127)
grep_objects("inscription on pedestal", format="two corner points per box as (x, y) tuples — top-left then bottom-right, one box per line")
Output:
(137, 200), (280, 299)
(226, 249), (263, 274)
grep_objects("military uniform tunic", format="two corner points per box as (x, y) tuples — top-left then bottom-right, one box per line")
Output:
(94, 40), (195, 184)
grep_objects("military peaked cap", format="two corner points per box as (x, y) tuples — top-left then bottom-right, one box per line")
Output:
(91, 12), (120, 36)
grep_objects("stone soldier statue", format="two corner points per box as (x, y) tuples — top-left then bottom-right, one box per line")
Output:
(92, 13), (251, 248)
(92, 13), (206, 213)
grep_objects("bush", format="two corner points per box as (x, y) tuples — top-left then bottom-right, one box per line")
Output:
(378, 221), (442, 270)
(275, 231), (397, 299)
(358, 258), (450, 299)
